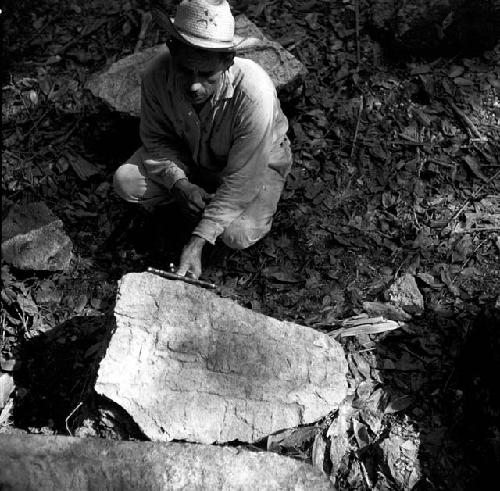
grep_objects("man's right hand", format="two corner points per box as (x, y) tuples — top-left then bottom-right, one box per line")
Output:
(172, 178), (213, 216)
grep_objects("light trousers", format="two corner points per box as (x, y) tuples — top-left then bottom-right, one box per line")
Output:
(113, 147), (287, 249)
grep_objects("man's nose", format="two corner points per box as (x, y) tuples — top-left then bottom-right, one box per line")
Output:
(189, 81), (203, 93)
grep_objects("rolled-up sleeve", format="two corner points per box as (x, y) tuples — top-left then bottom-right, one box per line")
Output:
(193, 93), (274, 244)
(140, 59), (189, 189)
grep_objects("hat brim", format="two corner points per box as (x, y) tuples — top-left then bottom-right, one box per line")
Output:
(163, 16), (245, 52)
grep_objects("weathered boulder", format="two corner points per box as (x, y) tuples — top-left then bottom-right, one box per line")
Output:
(86, 14), (307, 117)
(385, 273), (424, 315)
(0, 434), (333, 490)
(1, 202), (72, 271)
(96, 273), (348, 444)
(362, 0), (500, 56)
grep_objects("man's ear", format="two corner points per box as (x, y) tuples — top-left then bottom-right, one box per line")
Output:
(225, 54), (235, 70)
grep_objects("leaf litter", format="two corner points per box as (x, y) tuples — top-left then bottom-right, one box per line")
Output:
(1, 0), (500, 488)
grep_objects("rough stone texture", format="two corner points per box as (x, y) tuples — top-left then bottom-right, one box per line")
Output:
(379, 422), (421, 489)
(385, 273), (424, 314)
(0, 374), (14, 411)
(362, 0), (500, 56)
(1, 202), (73, 271)
(96, 273), (348, 444)
(86, 14), (307, 117)
(0, 434), (333, 490)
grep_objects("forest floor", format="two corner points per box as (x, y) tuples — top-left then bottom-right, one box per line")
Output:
(2, 1), (500, 489)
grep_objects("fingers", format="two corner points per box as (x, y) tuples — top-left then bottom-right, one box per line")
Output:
(192, 192), (206, 211)
(199, 188), (214, 200)
(186, 201), (203, 214)
(177, 263), (200, 279)
(176, 250), (199, 279)
(176, 258), (189, 277)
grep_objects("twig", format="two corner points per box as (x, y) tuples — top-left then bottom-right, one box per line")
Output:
(443, 97), (485, 141)
(350, 95), (364, 159)
(134, 10), (153, 53)
(65, 401), (83, 436)
(354, 0), (361, 69)
(18, 108), (52, 142)
(360, 461), (373, 488)
(53, 18), (108, 56)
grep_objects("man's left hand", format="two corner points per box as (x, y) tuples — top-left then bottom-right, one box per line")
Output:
(177, 235), (206, 279)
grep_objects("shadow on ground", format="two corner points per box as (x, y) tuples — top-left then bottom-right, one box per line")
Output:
(12, 313), (145, 440)
(341, 303), (500, 490)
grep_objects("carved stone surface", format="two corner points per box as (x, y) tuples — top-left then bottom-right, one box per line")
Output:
(86, 14), (307, 117)
(96, 273), (347, 444)
(1, 202), (72, 271)
(0, 434), (333, 490)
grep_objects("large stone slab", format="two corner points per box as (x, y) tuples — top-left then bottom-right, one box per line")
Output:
(0, 434), (333, 490)
(86, 14), (307, 117)
(96, 273), (347, 444)
(1, 202), (72, 271)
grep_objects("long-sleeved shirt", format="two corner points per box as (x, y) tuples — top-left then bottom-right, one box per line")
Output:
(139, 48), (291, 244)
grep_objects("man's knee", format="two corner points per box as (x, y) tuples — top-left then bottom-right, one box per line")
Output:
(113, 164), (141, 202)
(221, 220), (272, 250)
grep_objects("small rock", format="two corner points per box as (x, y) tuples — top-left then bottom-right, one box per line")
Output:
(0, 373), (15, 411)
(0, 434), (332, 490)
(1, 202), (72, 271)
(385, 274), (424, 314)
(267, 426), (316, 453)
(0, 358), (21, 372)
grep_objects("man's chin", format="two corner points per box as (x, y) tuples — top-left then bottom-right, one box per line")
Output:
(188, 94), (209, 106)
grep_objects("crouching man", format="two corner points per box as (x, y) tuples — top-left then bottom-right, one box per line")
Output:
(113, 0), (292, 278)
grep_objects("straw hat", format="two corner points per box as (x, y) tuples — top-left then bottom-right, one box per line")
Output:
(154, 0), (245, 52)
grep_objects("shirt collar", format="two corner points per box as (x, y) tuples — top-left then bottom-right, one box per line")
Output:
(213, 64), (235, 103)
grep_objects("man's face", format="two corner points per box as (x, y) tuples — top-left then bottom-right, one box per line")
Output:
(171, 44), (229, 106)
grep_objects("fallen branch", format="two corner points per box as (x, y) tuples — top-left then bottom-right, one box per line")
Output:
(350, 95), (364, 159)
(443, 97), (486, 141)
(354, 0), (361, 69)
(65, 401), (83, 436)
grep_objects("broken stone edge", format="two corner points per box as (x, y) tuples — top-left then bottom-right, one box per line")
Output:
(0, 434), (333, 490)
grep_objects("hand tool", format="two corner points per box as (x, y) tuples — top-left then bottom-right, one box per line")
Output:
(147, 266), (217, 290)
